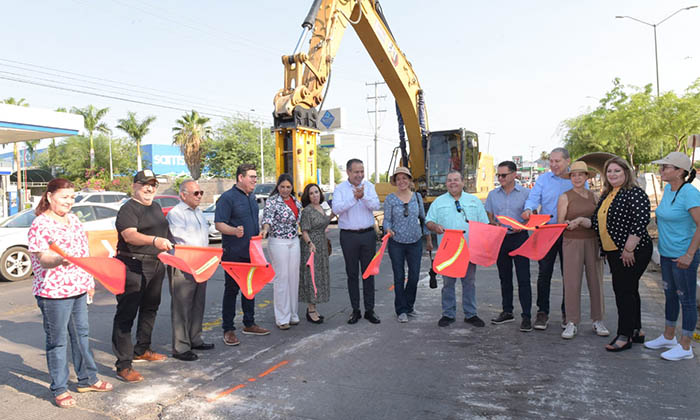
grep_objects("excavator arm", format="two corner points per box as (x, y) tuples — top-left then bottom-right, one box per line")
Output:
(273, 0), (427, 189)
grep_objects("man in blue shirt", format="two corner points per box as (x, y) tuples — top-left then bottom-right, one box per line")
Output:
(426, 170), (489, 328)
(215, 164), (270, 346)
(485, 161), (533, 331)
(521, 147), (573, 330)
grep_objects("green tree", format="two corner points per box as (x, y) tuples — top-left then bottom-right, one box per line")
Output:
(172, 110), (212, 180)
(204, 118), (274, 178)
(116, 112), (156, 171)
(71, 105), (110, 171)
(316, 147), (341, 184)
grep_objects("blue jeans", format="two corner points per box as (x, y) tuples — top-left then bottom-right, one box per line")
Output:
(661, 251), (700, 337)
(388, 238), (423, 315)
(36, 293), (98, 397)
(441, 263), (478, 319)
(496, 232), (532, 318)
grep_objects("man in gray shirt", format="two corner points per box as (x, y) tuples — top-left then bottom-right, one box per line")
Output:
(485, 161), (532, 332)
(166, 179), (213, 361)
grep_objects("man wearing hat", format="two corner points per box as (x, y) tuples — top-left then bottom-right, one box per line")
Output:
(485, 161), (533, 332)
(112, 170), (174, 383)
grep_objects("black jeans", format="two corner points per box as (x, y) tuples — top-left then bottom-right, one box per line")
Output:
(339, 229), (376, 312)
(605, 242), (652, 337)
(222, 257), (256, 331)
(112, 255), (165, 370)
(536, 235), (565, 316)
(497, 231), (532, 318)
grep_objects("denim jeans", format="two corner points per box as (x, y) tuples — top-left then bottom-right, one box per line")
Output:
(36, 293), (98, 397)
(496, 232), (532, 318)
(388, 238), (423, 315)
(661, 250), (700, 337)
(536, 235), (565, 315)
(441, 263), (477, 319)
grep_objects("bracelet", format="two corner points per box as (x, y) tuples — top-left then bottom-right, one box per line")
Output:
(152, 236), (158, 246)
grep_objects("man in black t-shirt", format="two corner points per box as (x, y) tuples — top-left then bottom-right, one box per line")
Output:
(112, 170), (173, 383)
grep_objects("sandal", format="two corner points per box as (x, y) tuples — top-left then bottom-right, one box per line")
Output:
(77, 379), (113, 393)
(306, 309), (324, 324)
(632, 329), (645, 344)
(55, 392), (76, 408)
(605, 335), (632, 352)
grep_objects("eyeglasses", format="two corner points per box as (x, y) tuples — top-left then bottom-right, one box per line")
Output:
(139, 182), (159, 188)
(403, 202), (409, 217)
(192, 191), (204, 197)
(496, 172), (513, 178)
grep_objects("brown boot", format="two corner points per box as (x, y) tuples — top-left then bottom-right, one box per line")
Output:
(117, 367), (144, 383)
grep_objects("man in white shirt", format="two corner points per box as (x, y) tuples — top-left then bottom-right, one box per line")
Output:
(332, 159), (382, 324)
(166, 179), (213, 361)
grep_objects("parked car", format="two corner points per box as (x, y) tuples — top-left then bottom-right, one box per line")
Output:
(153, 195), (180, 216)
(254, 183), (275, 199)
(202, 199), (265, 242)
(0, 203), (119, 282)
(75, 191), (127, 205)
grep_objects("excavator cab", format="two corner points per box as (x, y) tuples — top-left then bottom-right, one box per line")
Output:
(425, 128), (479, 196)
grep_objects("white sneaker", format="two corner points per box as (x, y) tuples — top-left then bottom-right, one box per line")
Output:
(592, 321), (610, 337)
(398, 313), (408, 323)
(644, 334), (678, 350)
(660, 344), (694, 361)
(561, 322), (577, 339)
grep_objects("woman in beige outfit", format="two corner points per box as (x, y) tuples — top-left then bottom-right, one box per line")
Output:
(557, 161), (608, 339)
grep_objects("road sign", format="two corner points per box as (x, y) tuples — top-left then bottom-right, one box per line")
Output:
(320, 108), (342, 130)
(512, 155), (523, 167)
(320, 134), (335, 148)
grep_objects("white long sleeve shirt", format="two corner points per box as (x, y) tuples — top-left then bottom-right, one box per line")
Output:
(332, 180), (381, 230)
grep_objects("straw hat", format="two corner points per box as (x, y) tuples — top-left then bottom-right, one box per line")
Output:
(563, 161), (594, 179)
(390, 167), (412, 185)
(651, 152), (692, 172)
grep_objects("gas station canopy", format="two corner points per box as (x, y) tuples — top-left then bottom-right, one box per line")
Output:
(0, 103), (84, 144)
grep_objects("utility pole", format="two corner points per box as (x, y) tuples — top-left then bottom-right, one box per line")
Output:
(366, 81), (386, 182)
(485, 131), (495, 155)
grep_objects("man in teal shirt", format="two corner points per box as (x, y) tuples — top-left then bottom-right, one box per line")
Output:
(426, 170), (489, 328)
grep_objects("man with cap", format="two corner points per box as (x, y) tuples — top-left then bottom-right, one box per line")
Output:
(112, 170), (174, 383)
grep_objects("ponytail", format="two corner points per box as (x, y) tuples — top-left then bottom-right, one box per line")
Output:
(671, 168), (697, 205)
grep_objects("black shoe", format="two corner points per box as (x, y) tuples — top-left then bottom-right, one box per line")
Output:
(606, 335), (632, 352)
(437, 316), (455, 327)
(347, 310), (362, 324)
(464, 315), (485, 327)
(491, 312), (515, 325)
(306, 309), (324, 324)
(632, 329), (645, 343)
(364, 311), (381, 324)
(192, 343), (215, 351)
(172, 351), (199, 361)
(519, 317), (533, 332)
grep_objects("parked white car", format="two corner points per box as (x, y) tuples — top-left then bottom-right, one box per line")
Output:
(0, 203), (119, 282)
(75, 191), (127, 205)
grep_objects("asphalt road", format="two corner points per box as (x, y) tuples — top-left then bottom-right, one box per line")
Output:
(1, 226), (699, 419)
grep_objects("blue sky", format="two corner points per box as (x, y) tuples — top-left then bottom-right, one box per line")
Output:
(1, 0), (698, 178)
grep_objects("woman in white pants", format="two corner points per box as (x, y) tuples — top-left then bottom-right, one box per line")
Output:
(261, 174), (302, 329)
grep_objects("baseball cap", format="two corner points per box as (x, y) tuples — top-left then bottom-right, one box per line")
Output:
(651, 152), (692, 172)
(133, 169), (158, 184)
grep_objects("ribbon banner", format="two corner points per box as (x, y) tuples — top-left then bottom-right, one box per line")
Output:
(467, 221), (507, 267)
(49, 242), (126, 295)
(362, 233), (390, 280)
(306, 251), (317, 297)
(508, 224), (567, 261)
(432, 229), (470, 278)
(220, 236), (275, 299)
(496, 214), (551, 231)
(86, 230), (118, 257)
(158, 245), (223, 283)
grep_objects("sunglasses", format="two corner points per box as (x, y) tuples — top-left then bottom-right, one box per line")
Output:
(496, 172), (513, 178)
(191, 191), (204, 197)
(403, 202), (409, 217)
(139, 182), (159, 188)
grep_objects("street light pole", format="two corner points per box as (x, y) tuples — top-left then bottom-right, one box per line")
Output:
(616, 6), (698, 97)
(250, 109), (265, 183)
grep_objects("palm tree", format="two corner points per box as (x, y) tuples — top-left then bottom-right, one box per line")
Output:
(71, 105), (110, 172)
(116, 112), (156, 171)
(172, 110), (212, 180)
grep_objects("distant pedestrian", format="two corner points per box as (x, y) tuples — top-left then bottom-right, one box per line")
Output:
(522, 147), (574, 330)
(383, 167), (432, 323)
(215, 164), (270, 346)
(426, 170), (489, 328)
(645, 152), (700, 361)
(332, 159), (382, 324)
(485, 161), (533, 332)
(28, 178), (113, 407)
(557, 161), (608, 340)
(261, 174), (303, 330)
(299, 183), (333, 323)
(167, 179), (214, 362)
(591, 156), (652, 352)
(113, 170), (173, 383)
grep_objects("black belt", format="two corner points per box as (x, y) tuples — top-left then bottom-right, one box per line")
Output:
(117, 251), (160, 261)
(341, 227), (374, 233)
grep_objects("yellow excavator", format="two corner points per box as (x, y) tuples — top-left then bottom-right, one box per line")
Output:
(273, 0), (494, 202)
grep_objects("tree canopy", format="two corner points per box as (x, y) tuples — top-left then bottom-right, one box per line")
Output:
(204, 118), (275, 179)
(172, 110), (212, 180)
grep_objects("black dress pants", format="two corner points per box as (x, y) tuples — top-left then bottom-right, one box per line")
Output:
(340, 229), (376, 312)
(605, 242), (652, 337)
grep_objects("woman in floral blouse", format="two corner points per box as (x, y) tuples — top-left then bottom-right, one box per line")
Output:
(28, 178), (113, 408)
(261, 174), (303, 329)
